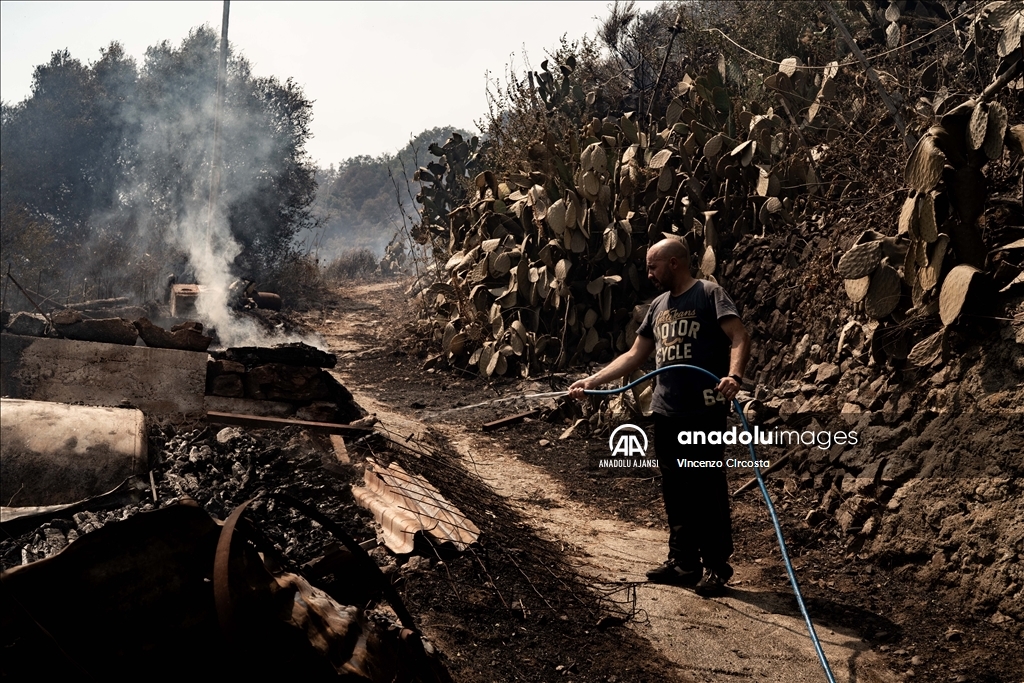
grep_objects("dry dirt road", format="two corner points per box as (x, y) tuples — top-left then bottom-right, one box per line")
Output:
(309, 280), (900, 683)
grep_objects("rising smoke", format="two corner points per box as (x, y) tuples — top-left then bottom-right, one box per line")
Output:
(5, 29), (320, 349)
(103, 28), (321, 348)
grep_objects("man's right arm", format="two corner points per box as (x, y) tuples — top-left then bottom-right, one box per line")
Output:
(567, 335), (655, 399)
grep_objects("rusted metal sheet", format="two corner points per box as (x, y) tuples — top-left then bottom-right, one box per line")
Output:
(0, 477), (146, 535)
(352, 459), (480, 554)
(206, 410), (374, 434)
(1, 504), (225, 678)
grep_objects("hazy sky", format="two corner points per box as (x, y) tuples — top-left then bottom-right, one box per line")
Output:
(1, 1), (663, 166)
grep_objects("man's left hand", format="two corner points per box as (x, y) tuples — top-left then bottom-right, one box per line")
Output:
(716, 376), (740, 401)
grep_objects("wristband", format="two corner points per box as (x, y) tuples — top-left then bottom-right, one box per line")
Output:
(729, 374), (742, 384)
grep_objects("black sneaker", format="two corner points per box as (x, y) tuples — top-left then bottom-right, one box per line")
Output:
(693, 567), (731, 597)
(646, 561), (702, 586)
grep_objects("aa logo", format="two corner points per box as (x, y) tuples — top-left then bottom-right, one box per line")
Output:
(608, 424), (648, 457)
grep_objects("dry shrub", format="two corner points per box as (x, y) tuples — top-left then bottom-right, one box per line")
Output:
(265, 253), (329, 310)
(322, 248), (378, 283)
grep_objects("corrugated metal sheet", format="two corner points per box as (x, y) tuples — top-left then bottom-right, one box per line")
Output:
(352, 459), (480, 554)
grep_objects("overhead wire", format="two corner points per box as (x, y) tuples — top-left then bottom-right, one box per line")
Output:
(705, 2), (979, 70)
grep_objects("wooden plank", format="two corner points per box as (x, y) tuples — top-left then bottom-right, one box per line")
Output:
(481, 407), (543, 432)
(330, 434), (350, 464)
(206, 410), (373, 434)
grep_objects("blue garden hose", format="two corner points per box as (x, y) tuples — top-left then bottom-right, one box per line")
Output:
(584, 364), (838, 683)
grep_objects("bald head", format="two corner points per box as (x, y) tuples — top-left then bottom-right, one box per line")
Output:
(649, 238), (689, 263)
(646, 238), (694, 295)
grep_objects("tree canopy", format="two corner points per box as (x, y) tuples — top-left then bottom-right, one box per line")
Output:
(306, 126), (470, 260)
(1, 26), (317, 298)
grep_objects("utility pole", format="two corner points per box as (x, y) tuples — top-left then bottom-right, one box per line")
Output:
(207, 0), (230, 243)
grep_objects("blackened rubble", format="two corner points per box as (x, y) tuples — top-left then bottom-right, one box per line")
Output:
(0, 424), (367, 570)
(215, 340), (338, 368)
(206, 343), (363, 424)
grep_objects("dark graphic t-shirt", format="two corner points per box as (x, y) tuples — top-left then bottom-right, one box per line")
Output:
(637, 279), (739, 416)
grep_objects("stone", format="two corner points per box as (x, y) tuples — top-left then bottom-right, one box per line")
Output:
(55, 317), (139, 345)
(203, 396), (297, 418)
(210, 373), (244, 398)
(296, 402), (340, 422)
(215, 427), (244, 444)
(896, 393), (915, 418)
(216, 342), (337, 369)
(779, 380), (802, 397)
(208, 359), (246, 374)
(50, 309), (82, 325)
(245, 364), (330, 401)
(885, 480), (919, 511)
(778, 399), (800, 422)
(794, 333), (811, 362)
(804, 508), (826, 526)
(842, 459), (885, 496)
(835, 495), (875, 534)
(797, 394), (832, 417)
(803, 363), (820, 381)
(880, 458), (917, 486)
(815, 362), (841, 384)
(134, 317), (212, 351)
(6, 312), (47, 337)
(861, 516), (878, 537)
(821, 486), (842, 513)
(404, 555), (430, 571)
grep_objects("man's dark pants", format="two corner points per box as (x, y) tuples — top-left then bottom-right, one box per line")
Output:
(654, 412), (733, 574)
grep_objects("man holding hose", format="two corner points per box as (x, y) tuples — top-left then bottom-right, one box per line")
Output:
(569, 237), (750, 596)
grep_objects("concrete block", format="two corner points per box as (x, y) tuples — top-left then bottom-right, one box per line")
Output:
(6, 312), (47, 337)
(1, 333), (207, 418)
(1, 398), (147, 507)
